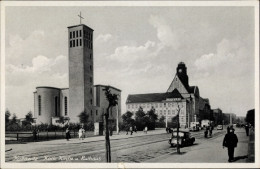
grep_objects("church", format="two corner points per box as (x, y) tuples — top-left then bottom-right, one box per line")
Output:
(126, 62), (211, 128)
(33, 23), (121, 126)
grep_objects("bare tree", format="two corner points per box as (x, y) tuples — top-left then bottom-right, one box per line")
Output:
(103, 86), (119, 163)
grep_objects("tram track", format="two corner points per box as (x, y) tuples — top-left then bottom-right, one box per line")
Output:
(6, 130), (225, 162)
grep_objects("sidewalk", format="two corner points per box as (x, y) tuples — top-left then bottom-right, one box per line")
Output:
(5, 128), (166, 152)
(146, 128), (249, 163)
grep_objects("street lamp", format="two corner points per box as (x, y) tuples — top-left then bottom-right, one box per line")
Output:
(164, 103), (168, 128)
(116, 104), (119, 135)
(176, 103), (181, 154)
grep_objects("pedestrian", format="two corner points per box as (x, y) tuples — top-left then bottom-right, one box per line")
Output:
(222, 126), (238, 162)
(245, 124), (249, 136)
(209, 126), (213, 137)
(126, 126), (129, 135)
(144, 126), (148, 134)
(134, 126), (137, 133)
(130, 126), (133, 135)
(32, 128), (37, 141)
(82, 127), (85, 139)
(66, 127), (71, 141)
(166, 127), (169, 134)
(204, 127), (208, 138)
(78, 127), (82, 140)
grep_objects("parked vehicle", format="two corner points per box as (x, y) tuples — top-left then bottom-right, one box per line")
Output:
(189, 122), (200, 131)
(216, 125), (223, 130)
(201, 120), (210, 128)
(168, 130), (195, 147)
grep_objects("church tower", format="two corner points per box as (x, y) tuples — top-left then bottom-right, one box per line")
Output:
(68, 24), (94, 123)
(176, 62), (189, 88)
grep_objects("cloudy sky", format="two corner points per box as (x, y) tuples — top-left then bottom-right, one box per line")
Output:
(4, 5), (255, 118)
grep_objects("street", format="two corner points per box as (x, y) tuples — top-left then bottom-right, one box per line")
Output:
(5, 127), (250, 163)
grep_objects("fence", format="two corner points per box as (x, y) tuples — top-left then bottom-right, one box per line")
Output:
(5, 130), (94, 143)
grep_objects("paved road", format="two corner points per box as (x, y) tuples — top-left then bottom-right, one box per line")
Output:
(5, 128), (249, 163)
(146, 127), (249, 163)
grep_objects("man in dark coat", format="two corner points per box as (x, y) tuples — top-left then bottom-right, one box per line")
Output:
(245, 124), (249, 136)
(223, 127), (238, 162)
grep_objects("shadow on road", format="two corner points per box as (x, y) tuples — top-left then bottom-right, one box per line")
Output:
(234, 155), (248, 162)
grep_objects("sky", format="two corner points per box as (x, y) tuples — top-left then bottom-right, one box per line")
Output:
(4, 6), (256, 119)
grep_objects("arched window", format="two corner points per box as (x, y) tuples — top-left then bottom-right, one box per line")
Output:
(55, 96), (58, 116)
(64, 97), (68, 116)
(38, 95), (41, 116)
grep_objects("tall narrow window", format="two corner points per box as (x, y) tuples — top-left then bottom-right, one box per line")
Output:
(90, 65), (92, 71)
(90, 99), (93, 105)
(90, 77), (92, 83)
(76, 39), (78, 46)
(91, 110), (93, 116)
(64, 97), (68, 116)
(73, 40), (75, 47)
(70, 41), (72, 47)
(70, 32), (72, 39)
(76, 31), (78, 37)
(90, 54), (92, 60)
(96, 110), (98, 116)
(80, 39), (82, 46)
(38, 95), (41, 115)
(80, 30), (82, 37)
(90, 88), (92, 94)
(91, 43), (92, 49)
(55, 96), (58, 116)
(73, 31), (75, 38)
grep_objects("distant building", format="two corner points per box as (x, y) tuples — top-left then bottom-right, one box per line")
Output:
(126, 62), (211, 128)
(33, 23), (121, 125)
(212, 108), (223, 125)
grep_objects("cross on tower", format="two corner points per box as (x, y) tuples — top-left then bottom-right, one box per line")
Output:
(78, 12), (84, 24)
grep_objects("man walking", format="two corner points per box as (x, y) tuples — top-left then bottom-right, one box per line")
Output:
(223, 126), (238, 162)
(245, 124), (249, 136)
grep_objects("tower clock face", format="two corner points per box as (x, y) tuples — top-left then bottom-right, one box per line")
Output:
(178, 69), (182, 73)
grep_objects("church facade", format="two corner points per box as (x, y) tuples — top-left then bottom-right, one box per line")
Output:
(126, 62), (211, 128)
(33, 24), (121, 125)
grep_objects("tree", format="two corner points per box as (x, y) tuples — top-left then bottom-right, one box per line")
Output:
(23, 111), (34, 126)
(245, 109), (254, 126)
(10, 113), (18, 124)
(171, 115), (178, 128)
(146, 108), (158, 130)
(135, 107), (146, 130)
(78, 110), (89, 124)
(156, 115), (166, 128)
(121, 111), (135, 130)
(5, 110), (11, 125)
(103, 86), (119, 163)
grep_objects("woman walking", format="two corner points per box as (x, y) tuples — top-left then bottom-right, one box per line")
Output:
(66, 127), (71, 141)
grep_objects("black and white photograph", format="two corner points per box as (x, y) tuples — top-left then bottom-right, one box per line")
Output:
(1, 1), (259, 168)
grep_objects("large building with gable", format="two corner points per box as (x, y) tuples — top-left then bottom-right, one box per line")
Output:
(33, 23), (121, 125)
(126, 62), (211, 128)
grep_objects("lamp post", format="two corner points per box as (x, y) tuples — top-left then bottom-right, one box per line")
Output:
(116, 105), (119, 135)
(165, 103), (168, 128)
(176, 103), (181, 154)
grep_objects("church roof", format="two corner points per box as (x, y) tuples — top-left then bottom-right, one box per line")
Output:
(126, 88), (184, 103)
(177, 74), (189, 90)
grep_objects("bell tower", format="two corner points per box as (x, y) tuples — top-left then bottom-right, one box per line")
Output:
(176, 62), (189, 88)
(67, 23), (94, 123)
